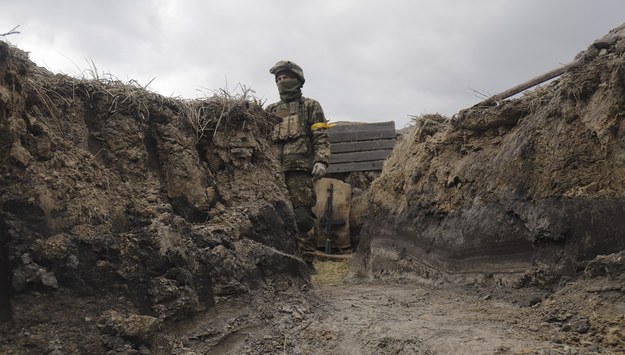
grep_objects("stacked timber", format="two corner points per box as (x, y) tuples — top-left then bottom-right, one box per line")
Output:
(327, 121), (397, 173)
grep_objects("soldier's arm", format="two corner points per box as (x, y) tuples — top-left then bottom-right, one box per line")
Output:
(308, 100), (331, 167)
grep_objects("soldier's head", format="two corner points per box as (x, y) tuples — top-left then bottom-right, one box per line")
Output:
(269, 60), (305, 85)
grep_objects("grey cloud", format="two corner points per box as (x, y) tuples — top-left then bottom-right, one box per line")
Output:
(2, 0), (624, 128)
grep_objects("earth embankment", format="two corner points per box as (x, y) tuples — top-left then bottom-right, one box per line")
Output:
(353, 24), (625, 285)
(0, 40), (308, 353)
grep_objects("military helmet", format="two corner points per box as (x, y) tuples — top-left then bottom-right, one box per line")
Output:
(269, 60), (305, 84)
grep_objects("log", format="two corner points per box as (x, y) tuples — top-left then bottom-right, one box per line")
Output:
(475, 60), (581, 107)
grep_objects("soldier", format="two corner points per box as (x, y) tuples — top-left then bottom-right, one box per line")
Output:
(266, 60), (331, 273)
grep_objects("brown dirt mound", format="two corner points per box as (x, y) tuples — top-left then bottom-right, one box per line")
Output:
(0, 40), (309, 353)
(353, 23), (625, 286)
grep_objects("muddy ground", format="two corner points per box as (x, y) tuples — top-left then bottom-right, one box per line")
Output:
(2, 23), (625, 355)
(147, 257), (625, 354)
(3, 256), (624, 354)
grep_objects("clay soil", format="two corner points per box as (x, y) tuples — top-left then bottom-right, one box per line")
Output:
(2, 257), (624, 354)
(146, 258), (625, 354)
(2, 23), (625, 354)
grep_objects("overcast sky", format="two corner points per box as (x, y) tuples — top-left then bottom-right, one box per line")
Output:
(2, 1), (624, 128)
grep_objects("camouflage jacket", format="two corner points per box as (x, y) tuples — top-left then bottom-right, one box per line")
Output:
(266, 97), (330, 172)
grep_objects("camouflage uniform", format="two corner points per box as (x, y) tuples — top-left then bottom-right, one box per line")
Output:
(266, 61), (331, 262)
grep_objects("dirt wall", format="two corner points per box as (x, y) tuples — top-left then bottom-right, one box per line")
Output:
(353, 24), (625, 284)
(0, 41), (308, 353)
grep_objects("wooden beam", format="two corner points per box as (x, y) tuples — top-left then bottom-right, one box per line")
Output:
(330, 121), (396, 133)
(475, 60), (581, 107)
(331, 139), (396, 154)
(329, 129), (396, 143)
(327, 160), (385, 173)
(324, 121), (397, 173)
(330, 149), (393, 164)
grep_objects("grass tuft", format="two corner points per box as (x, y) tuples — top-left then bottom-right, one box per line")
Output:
(180, 83), (265, 143)
(312, 259), (350, 285)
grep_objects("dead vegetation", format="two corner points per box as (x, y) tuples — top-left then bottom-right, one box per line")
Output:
(312, 259), (350, 286)
(0, 25), (20, 38)
(2, 22), (625, 354)
(20, 58), (267, 148)
(180, 84), (263, 143)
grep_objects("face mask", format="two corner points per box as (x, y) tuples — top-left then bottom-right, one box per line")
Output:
(277, 78), (302, 102)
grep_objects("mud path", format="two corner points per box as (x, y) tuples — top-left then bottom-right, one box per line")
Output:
(153, 259), (620, 355)
(310, 281), (553, 354)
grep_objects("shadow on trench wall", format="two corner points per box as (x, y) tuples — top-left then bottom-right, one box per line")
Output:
(0, 214), (11, 321)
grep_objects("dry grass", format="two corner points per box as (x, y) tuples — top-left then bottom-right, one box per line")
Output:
(180, 100), (209, 143)
(0, 25), (20, 37)
(24, 77), (63, 132)
(23, 57), (158, 136)
(181, 83), (264, 143)
(312, 259), (350, 285)
(21, 53), (267, 143)
(408, 113), (449, 126)
(78, 60), (155, 120)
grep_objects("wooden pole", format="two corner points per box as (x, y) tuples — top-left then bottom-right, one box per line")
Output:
(475, 60), (581, 107)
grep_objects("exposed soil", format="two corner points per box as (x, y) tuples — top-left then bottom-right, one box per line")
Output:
(148, 258), (625, 354)
(353, 24), (625, 282)
(2, 23), (625, 355)
(0, 39), (307, 354)
(2, 256), (625, 354)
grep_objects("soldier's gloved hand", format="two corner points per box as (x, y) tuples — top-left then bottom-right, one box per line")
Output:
(311, 162), (327, 179)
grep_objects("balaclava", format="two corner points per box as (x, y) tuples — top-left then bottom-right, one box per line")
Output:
(276, 71), (303, 102)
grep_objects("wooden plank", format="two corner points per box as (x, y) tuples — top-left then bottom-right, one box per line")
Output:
(329, 129), (396, 143)
(330, 121), (396, 134)
(331, 139), (396, 154)
(474, 60), (581, 107)
(327, 160), (385, 173)
(330, 149), (392, 164)
(324, 121), (396, 172)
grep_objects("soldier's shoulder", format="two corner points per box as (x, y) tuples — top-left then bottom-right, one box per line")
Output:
(301, 97), (322, 107)
(265, 101), (282, 112)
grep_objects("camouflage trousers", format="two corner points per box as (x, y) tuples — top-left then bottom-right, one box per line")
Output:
(284, 170), (317, 262)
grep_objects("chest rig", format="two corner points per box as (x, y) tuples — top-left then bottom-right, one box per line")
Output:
(271, 98), (314, 171)
(272, 99), (308, 142)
